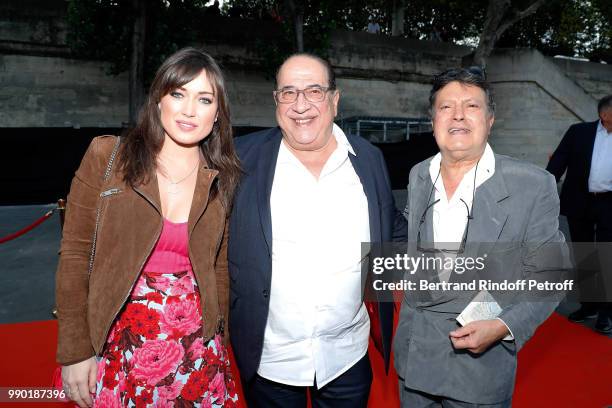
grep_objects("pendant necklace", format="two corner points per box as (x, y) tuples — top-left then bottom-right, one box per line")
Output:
(164, 160), (199, 195)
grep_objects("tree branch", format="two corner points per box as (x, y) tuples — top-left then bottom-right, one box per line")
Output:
(496, 0), (547, 38)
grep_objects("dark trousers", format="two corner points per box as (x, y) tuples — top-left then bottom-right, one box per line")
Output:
(244, 353), (372, 408)
(567, 192), (612, 320)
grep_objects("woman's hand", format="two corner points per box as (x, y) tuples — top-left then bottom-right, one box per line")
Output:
(62, 357), (97, 407)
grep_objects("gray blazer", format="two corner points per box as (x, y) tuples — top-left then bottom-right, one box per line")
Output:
(393, 153), (570, 404)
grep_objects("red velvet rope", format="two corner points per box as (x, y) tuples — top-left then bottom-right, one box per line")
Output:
(0, 210), (55, 244)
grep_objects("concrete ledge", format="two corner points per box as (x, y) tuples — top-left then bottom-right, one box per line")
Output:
(487, 48), (598, 122)
(330, 30), (471, 82)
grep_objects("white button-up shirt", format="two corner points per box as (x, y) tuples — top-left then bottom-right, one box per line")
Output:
(429, 144), (495, 281)
(588, 120), (612, 193)
(258, 124), (371, 388)
(429, 144), (513, 339)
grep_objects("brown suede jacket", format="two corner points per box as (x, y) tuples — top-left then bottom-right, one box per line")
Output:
(56, 135), (229, 365)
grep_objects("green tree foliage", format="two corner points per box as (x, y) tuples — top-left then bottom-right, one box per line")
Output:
(226, 0), (610, 62)
(223, 0), (390, 72)
(67, 0), (611, 81)
(498, 0), (611, 61)
(401, 0), (487, 43)
(66, 0), (212, 82)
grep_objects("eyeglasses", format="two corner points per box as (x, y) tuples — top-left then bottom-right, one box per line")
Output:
(416, 163), (478, 255)
(273, 86), (333, 104)
(434, 65), (486, 82)
(417, 197), (473, 254)
(466, 65), (486, 79)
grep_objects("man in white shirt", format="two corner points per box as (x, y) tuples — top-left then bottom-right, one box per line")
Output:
(394, 67), (569, 407)
(547, 95), (612, 334)
(228, 54), (406, 407)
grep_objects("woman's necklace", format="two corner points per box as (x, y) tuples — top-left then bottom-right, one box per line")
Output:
(162, 160), (199, 195)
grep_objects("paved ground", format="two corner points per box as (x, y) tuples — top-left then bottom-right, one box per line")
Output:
(0, 202), (608, 338)
(0, 204), (62, 323)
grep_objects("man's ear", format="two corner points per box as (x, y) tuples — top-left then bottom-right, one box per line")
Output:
(332, 90), (340, 117)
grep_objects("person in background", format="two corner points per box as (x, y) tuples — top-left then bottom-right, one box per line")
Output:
(367, 17), (381, 34)
(56, 47), (241, 407)
(546, 95), (612, 334)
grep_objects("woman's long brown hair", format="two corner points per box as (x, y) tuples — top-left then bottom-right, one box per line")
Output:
(118, 47), (241, 210)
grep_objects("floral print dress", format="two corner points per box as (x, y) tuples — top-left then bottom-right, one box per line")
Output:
(94, 219), (238, 408)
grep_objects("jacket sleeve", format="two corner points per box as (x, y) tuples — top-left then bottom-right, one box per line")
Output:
(497, 173), (571, 351)
(55, 136), (111, 365)
(215, 218), (230, 344)
(546, 125), (574, 182)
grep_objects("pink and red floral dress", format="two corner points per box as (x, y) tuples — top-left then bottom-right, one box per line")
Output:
(94, 219), (238, 407)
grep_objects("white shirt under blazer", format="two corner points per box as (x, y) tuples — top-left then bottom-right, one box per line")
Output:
(258, 124), (371, 388)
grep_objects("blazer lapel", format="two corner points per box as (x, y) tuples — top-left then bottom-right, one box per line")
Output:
(415, 160), (435, 246)
(412, 162), (442, 297)
(585, 120), (599, 173)
(349, 150), (381, 243)
(188, 166), (219, 235)
(133, 173), (162, 214)
(257, 129), (283, 256)
(467, 159), (510, 247)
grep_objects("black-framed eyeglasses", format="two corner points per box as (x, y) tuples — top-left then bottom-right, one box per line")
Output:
(273, 86), (334, 104)
(415, 163), (478, 255)
(416, 197), (473, 254)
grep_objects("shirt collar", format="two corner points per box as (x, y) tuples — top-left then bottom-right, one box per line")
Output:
(597, 120), (611, 136)
(333, 123), (356, 156)
(429, 143), (496, 196)
(277, 123), (356, 165)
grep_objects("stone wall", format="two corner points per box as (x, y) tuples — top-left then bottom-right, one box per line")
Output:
(553, 57), (612, 101)
(199, 31), (472, 127)
(486, 48), (605, 167)
(490, 82), (581, 166)
(0, 54), (128, 128)
(2, 2), (612, 169)
(329, 31), (470, 120)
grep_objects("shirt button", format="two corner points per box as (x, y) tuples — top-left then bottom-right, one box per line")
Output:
(262, 289), (269, 298)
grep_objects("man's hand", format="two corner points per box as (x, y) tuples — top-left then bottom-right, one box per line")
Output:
(449, 319), (510, 354)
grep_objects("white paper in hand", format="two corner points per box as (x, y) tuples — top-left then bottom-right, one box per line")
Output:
(456, 290), (502, 326)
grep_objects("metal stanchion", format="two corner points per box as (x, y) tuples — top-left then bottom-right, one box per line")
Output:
(52, 199), (66, 319)
(57, 199), (66, 230)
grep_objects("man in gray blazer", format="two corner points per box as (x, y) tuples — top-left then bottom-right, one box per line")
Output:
(393, 67), (569, 407)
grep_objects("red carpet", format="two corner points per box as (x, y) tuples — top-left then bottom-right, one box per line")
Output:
(0, 313), (609, 407)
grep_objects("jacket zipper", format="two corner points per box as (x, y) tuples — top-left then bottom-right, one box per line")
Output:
(88, 189), (122, 277)
(95, 190), (162, 356)
(100, 188), (121, 197)
(212, 225), (225, 337)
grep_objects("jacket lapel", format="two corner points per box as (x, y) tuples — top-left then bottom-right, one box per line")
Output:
(133, 173), (162, 215)
(257, 128), (283, 256)
(132, 163), (219, 235)
(188, 166), (219, 235)
(466, 157), (510, 247)
(415, 160), (435, 246)
(349, 148), (381, 243)
(585, 120), (599, 173)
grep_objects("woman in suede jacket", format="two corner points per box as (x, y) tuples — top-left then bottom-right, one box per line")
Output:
(55, 48), (241, 408)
